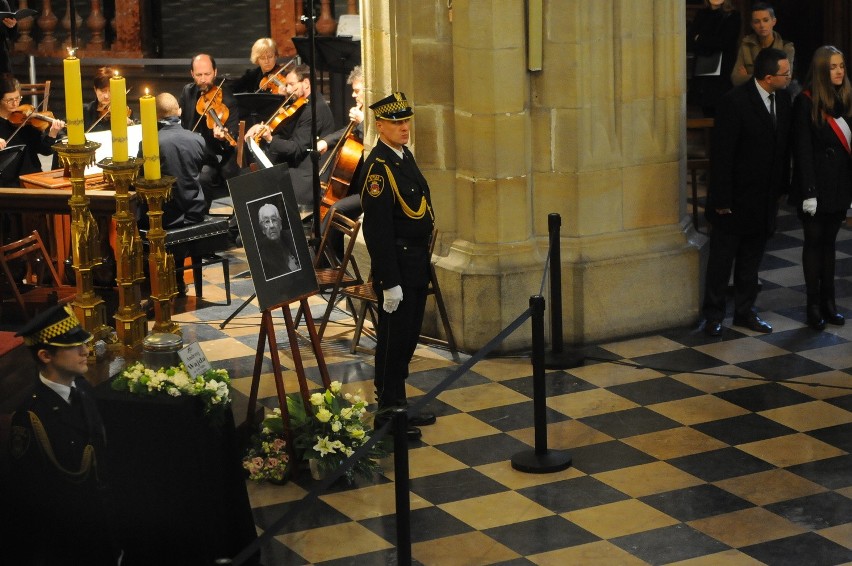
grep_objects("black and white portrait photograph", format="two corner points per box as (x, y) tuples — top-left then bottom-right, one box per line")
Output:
(228, 164), (318, 311)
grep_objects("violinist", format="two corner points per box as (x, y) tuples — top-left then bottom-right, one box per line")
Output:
(317, 65), (365, 258)
(229, 37), (281, 94)
(0, 74), (65, 178)
(83, 66), (133, 132)
(179, 53), (240, 205)
(244, 64), (335, 205)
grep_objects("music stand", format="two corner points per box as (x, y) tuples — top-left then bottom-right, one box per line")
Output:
(0, 144), (26, 187)
(292, 36), (361, 128)
(234, 93), (288, 128)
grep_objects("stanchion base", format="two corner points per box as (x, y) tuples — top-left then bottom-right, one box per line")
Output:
(544, 350), (585, 370)
(511, 449), (572, 474)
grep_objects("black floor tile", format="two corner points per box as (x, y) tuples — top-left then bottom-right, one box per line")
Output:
(359, 505), (474, 544)
(785, 454), (852, 490)
(516, 476), (629, 513)
(252, 497), (351, 535)
(469, 401), (570, 433)
(316, 548), (414, 566)
(766, 491), (852, 529)
(484, 515), (599, 556)
(405, 366), (491, 392)
(612, 523), (732, 564)
(714, 383), (815, 412)
(408, 468), (508, 506)
(436, 433), (537, 467)
(693, 412), (798, 445)
(758, 328), (849, 353)
(760, 253), (798, 271)
(669, 446), (775, 482)
(568, 440), (658, 474)
(639, 483), (753, 522)
(807, 422), (852, 453)
(826, 393), (852, 413)
(607, 376), (705, 406)
(629, 348), (728, 374)
(740, 531), (852, 566)
(500, 370), (597, 398)
(578, 407), (682, 439)
(736, 353), (835, 382)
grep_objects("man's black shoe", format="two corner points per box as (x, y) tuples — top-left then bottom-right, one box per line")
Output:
(704, 320), (723, 337)
(408, 412), (436, 426)
(732, 313), (772, 333)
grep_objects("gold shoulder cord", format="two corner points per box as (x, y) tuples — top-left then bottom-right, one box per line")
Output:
(382, 163), (433, 221)
(28, 411), (97, 483)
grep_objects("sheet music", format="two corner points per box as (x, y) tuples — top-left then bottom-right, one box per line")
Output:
(247, 137), (273, 169)
(84, 124), (144, 174)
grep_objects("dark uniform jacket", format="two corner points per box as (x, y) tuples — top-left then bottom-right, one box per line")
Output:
(790, 92), (852, 214)
(359, 141), (434, 290)
(0, 115), (59, 179)
(7, 377), (118, 565)
(707, 79), (792, 236)
(264, 94), (335, 205)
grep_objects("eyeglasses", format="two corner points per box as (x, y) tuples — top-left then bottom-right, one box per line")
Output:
(771, 72), (792, 77)
(1, 96), (21, 104)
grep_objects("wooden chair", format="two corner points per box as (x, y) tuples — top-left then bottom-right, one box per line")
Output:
(0, 230), (75, 318)
(295, 209), (363, 338)
(19, 80), (51, 110)
(686, 117), (714, 233)
(342, 231), (457, 354)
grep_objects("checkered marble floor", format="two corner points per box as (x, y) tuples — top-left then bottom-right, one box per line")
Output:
(173, 204), (852, 565)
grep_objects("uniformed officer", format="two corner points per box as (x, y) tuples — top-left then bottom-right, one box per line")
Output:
(5, 304), (120, 565)
(359, 92), (436, 441)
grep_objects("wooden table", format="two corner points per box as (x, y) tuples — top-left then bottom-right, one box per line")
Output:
(2, 170), (135, 281)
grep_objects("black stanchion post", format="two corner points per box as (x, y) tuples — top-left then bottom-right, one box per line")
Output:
(392, 408), (412, 565)
(545, 213), (585, 369)
(511, 295), (572, 473)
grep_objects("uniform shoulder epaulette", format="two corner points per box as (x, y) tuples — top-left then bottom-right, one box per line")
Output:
(375, 157), (386, 163)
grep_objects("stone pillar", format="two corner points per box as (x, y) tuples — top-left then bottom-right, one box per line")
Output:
(361, 0), (700, 350)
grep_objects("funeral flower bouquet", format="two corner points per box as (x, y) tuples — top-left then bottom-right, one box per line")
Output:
(288, 381), (386, 484)
(242, 408), (290, 483)
(112, 362), (231, 423)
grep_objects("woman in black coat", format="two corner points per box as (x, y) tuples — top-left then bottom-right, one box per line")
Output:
(791, 45), (852, 330)
(687, 0), (741, 117)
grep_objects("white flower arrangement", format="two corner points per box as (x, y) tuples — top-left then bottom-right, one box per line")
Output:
(112, 362), (231, 423)
(287, 381), (386, 484)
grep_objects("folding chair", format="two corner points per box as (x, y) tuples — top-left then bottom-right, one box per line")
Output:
(342, 231), (457, 354)
(295, 209), (363, 338)
(0, 230), (76, 318)
(19, 80), (51, 110)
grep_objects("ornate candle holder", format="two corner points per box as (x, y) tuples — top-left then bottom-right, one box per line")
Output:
(133, 175), (180, 336)
(53, 139), (115, 343)
(99, 156), (146, 351)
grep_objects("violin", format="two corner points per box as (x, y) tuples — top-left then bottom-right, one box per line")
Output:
(86, 104), (133, 133)
(252, 96), (307, 143)
(194, 83), (237, 147)
(8, 104), (60, 131)
(257, 61), (294, 93)
(319, 120), (364, 222)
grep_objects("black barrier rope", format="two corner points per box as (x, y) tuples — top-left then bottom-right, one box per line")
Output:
(226, 308), (534, 565)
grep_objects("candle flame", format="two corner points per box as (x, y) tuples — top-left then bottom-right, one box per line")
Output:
(114, 70), (119, 77)
(145, 87), (150, 96)
(66, 47), (77, 58)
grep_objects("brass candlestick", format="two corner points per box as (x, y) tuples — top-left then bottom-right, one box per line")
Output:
(134, 175), (180, 336)
(100, 156), (146, 351)
(54, 139), (114, 342)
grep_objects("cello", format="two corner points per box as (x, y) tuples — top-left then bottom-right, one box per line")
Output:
(318, 120), (364, 221)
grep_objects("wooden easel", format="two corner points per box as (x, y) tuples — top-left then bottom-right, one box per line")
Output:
(245, 293), (332, 465)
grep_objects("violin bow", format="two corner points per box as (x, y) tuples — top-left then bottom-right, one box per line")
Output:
(86, 87), (132, 134)
(192, 77), (228, 133)
(254, 59), (296, 94)
(318, 119), (356, 177)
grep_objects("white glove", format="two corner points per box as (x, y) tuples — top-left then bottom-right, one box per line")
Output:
(382, 285), (403, 313)
(802, 198), (817, 216)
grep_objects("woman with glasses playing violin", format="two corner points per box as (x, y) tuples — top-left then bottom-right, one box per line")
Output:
(244, 64), (335, 206)
(0, 74), (65, 180)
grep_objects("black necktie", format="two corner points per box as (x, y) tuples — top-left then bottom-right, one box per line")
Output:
(769, 93), (776, 128)
(69, 385), (81, 407)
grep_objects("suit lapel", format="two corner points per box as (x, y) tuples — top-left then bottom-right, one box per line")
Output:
(746, 81), (776, 133)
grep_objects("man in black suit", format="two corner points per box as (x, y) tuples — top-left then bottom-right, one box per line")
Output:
(244, 64), (335, 206)
(5, 305), (120, 565)
(359, 92), (436, 441)
(703, 48), (793, 336)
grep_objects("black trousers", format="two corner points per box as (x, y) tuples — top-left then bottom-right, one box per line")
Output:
(702, 227), (767, 322)
(372, 282), (428, 411)
(800, 211), (845, 299)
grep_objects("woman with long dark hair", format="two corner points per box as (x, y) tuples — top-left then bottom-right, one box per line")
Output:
(791, 45), (852, 330)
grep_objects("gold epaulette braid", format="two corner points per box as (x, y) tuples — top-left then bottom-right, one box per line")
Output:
(383, 163), (433, 220)
(29, 411), (97, 483)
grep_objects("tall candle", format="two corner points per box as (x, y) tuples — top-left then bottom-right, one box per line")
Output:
(140, 89), (160, 180)
(63, 52), (85, 145)
(109, 72), (128, 162)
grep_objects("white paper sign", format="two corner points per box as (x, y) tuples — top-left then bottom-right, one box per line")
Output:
(85, 123), (144, 175)
(178, 342), (213, 378)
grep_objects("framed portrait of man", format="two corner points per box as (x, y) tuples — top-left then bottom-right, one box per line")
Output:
(228, 164), (318, 310)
